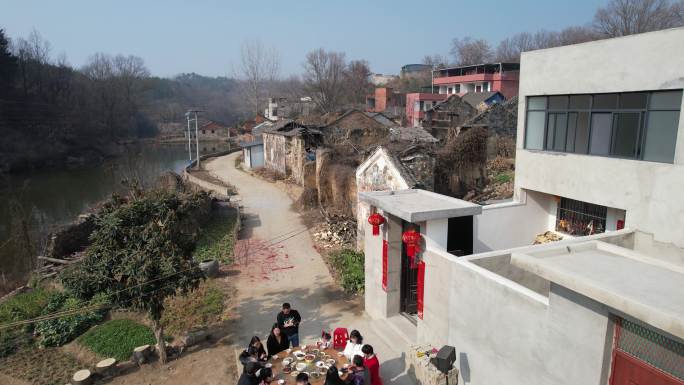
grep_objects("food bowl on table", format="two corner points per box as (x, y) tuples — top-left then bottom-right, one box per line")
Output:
(311, 348), (320, 355)
(283, 358), (293, 366)
(326, 359), (336, 366)
(290, 371), (300, 377)
(304, 354), (315, 362)
(315, 361), (326, 368)
(296, 362), (307, 372)
(310, 371), (322, 380)
(283, 367), (292, 374)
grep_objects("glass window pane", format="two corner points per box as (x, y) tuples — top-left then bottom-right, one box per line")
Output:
(549, 96), (568, 110)
(569, 95), (591, 109)
(643, 111), (680, 163)
(619, 93), (648, 109)
(546, 114), (556, 150)
(566, 113), (577, 152)
(590, 113), (612, 155)
(554, 114), (567, 151)
(575, 112), (590, 153)
(528, 96), (547, 110)
(593, 94), (618, 109)
(525, 111), (546, 150)
(611, 113), (640, 158)
(650, 91), (683, 110)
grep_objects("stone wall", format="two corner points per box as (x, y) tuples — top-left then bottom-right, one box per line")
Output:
(263, 133), (287, 176)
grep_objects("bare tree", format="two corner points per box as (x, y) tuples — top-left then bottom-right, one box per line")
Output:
(422, 54), (449, 69)
(593, 0), (684, 37)
(303, 48), (346, 113)
(343, 59), (372, 105)
(450, 37), (493, 66)
(495, 26), (597, 62)
(237, 39), (280, 117)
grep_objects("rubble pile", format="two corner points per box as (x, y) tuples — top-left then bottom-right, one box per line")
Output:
(312, 215), (357, 249)
(533, 231), (564, 244)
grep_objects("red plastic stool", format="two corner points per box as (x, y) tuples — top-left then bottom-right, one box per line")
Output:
(333, 327), (349, 350)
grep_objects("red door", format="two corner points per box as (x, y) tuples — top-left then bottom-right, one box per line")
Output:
(611, 352), (683, 385)
(610, 318), (684, 385)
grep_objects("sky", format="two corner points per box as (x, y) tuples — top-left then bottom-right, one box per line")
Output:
(2, 0), (607, 78)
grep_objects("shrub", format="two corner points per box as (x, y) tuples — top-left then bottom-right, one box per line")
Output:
(329, 249), (364, 294)
(34, 292), (109, 347)
(79, 319), (155, 361)
(493, 172), (513, 184)
(160, 280), (225, 336)
(193, 210), (238, 264)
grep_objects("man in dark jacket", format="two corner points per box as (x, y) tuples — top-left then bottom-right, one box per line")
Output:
(237, 361), (260, 385)
(276, 302), (302, 347)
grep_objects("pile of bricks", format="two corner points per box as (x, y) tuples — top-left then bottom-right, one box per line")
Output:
(405, 345), (459, 385)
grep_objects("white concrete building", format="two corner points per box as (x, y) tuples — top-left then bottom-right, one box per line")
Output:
(359, 28), (684, 385)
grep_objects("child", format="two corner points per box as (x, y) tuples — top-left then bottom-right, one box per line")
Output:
(318, 330), (332, 349)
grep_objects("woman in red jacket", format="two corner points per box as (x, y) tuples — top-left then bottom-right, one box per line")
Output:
(362, 344), (382, 385)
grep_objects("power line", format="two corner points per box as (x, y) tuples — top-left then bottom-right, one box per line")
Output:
(0, 225), (310, 331)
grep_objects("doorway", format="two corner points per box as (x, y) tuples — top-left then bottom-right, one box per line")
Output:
(400, 221), (419, 319)
(447, 216), (473, 256)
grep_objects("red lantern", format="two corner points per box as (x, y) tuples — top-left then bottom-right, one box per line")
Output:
(367, 213), (385, 236)
(402, 229), (422, 268)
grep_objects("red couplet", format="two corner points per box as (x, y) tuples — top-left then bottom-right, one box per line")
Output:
(417, 261), (425, 319)
(382, 240), (388, 291)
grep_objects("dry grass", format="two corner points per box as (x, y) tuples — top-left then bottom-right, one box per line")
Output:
(0, 346), (83, 385)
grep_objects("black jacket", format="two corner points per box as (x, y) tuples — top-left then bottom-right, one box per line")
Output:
(276, 310), (301, 336)
(267, 333), (289, 356)
(237, 372), (259, 385)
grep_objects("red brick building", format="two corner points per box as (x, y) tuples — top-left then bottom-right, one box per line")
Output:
(432, 62), (520, 99)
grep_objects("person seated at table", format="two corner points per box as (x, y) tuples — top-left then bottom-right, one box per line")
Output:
(343, 330), (364, 360)
(238, 361), (261, 385)
(324, 365), (345, 385)
(347, 355), (370, 385)
(296, 372), (311, 385)
(317, 330), (332, 349)
(257, 367), (273, 385)
(267, 323), (289, 357)
(362, 345), (382, 385)
(239, 336), (268, 368)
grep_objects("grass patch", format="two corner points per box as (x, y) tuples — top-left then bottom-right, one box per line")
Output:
(34, 292), (108, 348)
(0, 345), (82, 385)
(79, 319), (155, 361)
(161, 280), (225, 336)
(329, 249), (365, 294)
(0, 288), (53, 324)
(492, 171), (513, 184)
(194, 209), (238, 264)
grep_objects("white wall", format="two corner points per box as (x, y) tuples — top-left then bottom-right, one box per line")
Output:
(473, 190), (554, 253)
(419, 248), (614, 385)
(515, 27), (684, 248)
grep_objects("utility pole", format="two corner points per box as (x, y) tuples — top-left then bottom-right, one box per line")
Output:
(185, 112), (192, 162)
(186, 108), (204, 169)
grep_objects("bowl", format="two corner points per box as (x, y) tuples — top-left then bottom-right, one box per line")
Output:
(315, 361), (326, 368)
(311, 349), (320, 355)
(283, 367), (292, 374)
(283, 358), (293, 366)
(310, 372), (322, 379)
(296, 362), (307, 372)
(326, 359), (336, 366)
(304, 354), (315, 362)
(290, 371), (300, 377)
(295, 354), (305, 361)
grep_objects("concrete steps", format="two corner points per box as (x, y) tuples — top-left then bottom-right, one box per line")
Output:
(369, 314), (417, 352)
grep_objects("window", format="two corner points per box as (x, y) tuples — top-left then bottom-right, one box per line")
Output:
(524, 90), (682, 163)
(447, 87), (453, 94)
(454, 84), (461, 93)
(475, 85), (482, 92)
(556, 197), (607, 236)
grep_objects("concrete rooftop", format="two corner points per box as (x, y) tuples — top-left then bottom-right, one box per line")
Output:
(359, 189), (482, 222)
(512, 241), (684, 340)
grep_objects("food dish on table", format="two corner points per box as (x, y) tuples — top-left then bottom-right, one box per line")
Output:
(290, 371), (300, 377)
(283, 367), (292, 374)
(326, 359), (336, 366)
(296, 362), (307, 372)
(304, 354), (315, 362)
(282, 358), (293, 366)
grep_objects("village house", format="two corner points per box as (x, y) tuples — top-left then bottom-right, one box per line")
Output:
(359, 28), (684, 385)
(182, 119), (231, 141)
(239, 120), (273, 170)
(264, 96), (316, 121)
(262, 119), (322, 185)
(433, 62), (520, 99)
(365, 87), (406, 118)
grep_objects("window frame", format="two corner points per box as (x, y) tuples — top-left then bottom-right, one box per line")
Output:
(524, 90), (682, 163)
